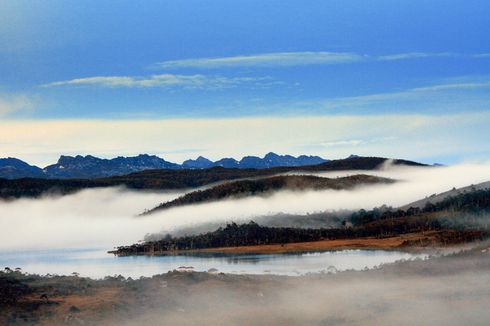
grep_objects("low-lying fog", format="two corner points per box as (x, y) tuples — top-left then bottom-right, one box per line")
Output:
(1, 162), (490, 250)
(119, 248), (490, 326)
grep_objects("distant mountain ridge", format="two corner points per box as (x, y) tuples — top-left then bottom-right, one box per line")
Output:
(0, 152), (328, 179)
(43, 154), (180, 179)
(183, 152), (326, 169)
(0, 158), (45, 179)
(0, 157), (428, 199)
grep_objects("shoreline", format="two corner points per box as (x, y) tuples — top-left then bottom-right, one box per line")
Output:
(111, 231), (443, 256)
(3, 245), (489, 325)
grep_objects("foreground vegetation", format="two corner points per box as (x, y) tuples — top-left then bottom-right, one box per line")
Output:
(1, 245), (489, 325)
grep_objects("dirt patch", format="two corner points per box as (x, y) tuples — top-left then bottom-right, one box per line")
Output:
(169, 231), (441, 254)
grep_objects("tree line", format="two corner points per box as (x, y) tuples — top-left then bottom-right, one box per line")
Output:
(111, 188), (490, 256)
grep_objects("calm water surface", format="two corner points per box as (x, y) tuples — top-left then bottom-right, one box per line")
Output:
(0, 249), (428, 278)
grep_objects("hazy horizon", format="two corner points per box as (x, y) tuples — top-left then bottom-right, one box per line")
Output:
(1, 1), (490, 166)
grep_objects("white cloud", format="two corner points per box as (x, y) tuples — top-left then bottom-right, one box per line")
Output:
(304, 137), (398, 150)
(412, 81), (490, 92)
(315, 79), (490, 112)
(42, 53), (490, 91)
(43, 74), (271, 90)
(473, 53), (490, 58)
(155, 52), (366, 69)
(377, 52), (456, 61)
(316, 139), (365, 147)
(154, 51), (483, 69)
(0, 94), (32, 117)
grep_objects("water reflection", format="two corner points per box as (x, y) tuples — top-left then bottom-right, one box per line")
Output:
(0, 248), (428, 279)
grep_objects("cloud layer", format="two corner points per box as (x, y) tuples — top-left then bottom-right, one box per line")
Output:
(43, 74), (271, 90)
(1, 112), (489, 166)
(154, 51), (487, 69)
(1, 162), (490, 251)
(156, 52), (366, 69)
(314, 79), (490, 113)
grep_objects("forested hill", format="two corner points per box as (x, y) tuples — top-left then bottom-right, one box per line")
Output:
(112, 188), (490, 256)
(0, 156), (426, 199)
(143, 174), (394, 215)
(401, 181), (490, 210)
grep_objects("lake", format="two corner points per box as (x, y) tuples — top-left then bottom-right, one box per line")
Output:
(0, 248), (428, 278)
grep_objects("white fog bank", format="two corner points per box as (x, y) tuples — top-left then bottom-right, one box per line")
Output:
(1, 162), (490, 250)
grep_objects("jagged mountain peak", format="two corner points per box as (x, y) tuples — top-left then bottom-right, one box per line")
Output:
(0, 157), (45, 179)
(182, 156), (214, 169)
(44, 153), (180, 178)
(195, 156), (212, 162)
(1, 152), (330, 179)
(264, 152), (280, 158)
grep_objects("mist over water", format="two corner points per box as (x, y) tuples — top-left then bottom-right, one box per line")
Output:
(1, 164), (490, 326)
(0, 248), (427, 278)
(0, 188), (185, 250)
(1, 162), (490, 250)
(127, 250), (490, 326)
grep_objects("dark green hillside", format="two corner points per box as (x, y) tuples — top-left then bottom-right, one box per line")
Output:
(143, 174), (393, 214)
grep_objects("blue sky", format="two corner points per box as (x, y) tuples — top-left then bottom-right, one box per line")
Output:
(1, 0), (490, 165)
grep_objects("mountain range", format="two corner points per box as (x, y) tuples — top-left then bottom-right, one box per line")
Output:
(0, 153), (327, 179)
(0, 156), (427, 199)
(0, 158), (46, 179)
